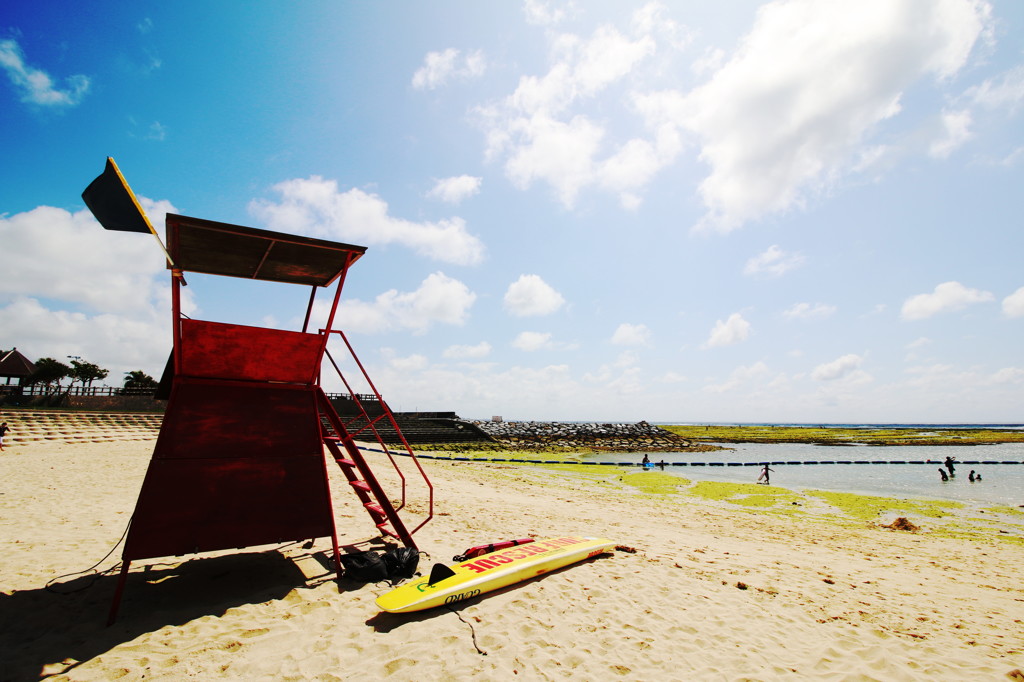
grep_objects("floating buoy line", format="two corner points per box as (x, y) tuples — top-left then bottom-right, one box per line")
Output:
(360, 447), (1024, 467)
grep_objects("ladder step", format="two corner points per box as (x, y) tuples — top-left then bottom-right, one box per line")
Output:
(334, 458), (357, 468)
(350, 480), (371, 492)
(364, 503), (387, 519)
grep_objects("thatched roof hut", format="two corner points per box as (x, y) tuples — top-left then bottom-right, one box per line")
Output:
(0, 348), (37, 385)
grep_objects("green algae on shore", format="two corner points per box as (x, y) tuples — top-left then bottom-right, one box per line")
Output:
(451, 452), (1024, 546)
(685, 480), (800, 508)
(804, 490), (963, 521)
(621, 471), (690, 495)
(660, 424), (1024, 446)
(981, 504), (1024, 517)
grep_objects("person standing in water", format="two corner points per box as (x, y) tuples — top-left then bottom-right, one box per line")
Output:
(944, 456), (956, 476)
(757, 464), (774, 485)
(939, 468), (949, 481)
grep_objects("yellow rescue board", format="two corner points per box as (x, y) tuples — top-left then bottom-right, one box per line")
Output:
(376, 536), (614, 613)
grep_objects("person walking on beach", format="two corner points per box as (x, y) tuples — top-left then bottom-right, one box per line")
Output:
(757, 464), (774, 485)
(0, 422), (8, 451)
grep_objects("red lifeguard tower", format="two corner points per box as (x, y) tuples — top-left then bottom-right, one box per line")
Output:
(107, 213), (432, 622)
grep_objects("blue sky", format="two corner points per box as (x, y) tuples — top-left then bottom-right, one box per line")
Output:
(2, 1), (1022, 422)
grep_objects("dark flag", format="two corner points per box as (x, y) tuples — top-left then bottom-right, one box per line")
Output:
(81, 157), (180, 275)
(82, 157), (154, 234)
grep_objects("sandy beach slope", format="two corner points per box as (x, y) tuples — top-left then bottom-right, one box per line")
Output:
(1, 438), (1022, 680)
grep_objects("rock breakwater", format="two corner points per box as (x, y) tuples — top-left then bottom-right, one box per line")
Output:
(470, 420), (698, 452)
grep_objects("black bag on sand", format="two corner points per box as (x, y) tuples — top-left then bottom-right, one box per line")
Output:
(339, 551), (389, 583)
(382, 547), (420, 580)
(340, 548), (420, 584)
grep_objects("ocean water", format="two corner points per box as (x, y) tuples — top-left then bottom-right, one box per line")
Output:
(588, 442), (1024, 508)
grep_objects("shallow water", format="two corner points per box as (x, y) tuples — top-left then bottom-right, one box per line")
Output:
(588, 442), (1024, 507)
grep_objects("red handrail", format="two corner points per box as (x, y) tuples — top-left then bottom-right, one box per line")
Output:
(319, 331), (434, 535)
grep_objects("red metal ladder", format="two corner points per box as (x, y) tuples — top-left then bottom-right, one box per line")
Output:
(316, 389), (418, 549)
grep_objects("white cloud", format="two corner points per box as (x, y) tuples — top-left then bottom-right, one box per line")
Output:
(0, 205), (171, 314)
(783, 302), (836, 319)
(443, 341), (492, 360)
(901, 281), (995, 320)
(512, 331), (553, 351)
(903, 336), (932, 362)
(991, 367), (1024, 384)
(0, 296), (168, 374)
(477, 6), (675, 208)
(929, 108), (972, 158)
(146, 121), (167, 141)
(582, 351), (645, 395)
(249, 176), (485, 265)
(692, 47), (725, 76)
(503, 274), (566, 317)
(378, 349), (430, 372)
(704, 361), (770, 393)
(412, 48), (486, 90)
(0, 204), (178, 381)
(967, 64), (1024, 112)
(662, 0), (990, 232)
(0, 38), (90, 107)
(812, 353), (864, 381)
(427, 175), (482, 204)
(1002, 286), (1024, 318)
(703, 312), (750, 348)
(744, 245), (804, 277)
(523, 0), (575, 26)
(611, 322), (651, 346)
(334, 272), (476, 335)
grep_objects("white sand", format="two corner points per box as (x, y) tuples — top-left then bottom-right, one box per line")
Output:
(1, 436), (1022, 681)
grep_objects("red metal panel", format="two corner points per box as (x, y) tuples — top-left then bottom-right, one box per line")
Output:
(180, 320), (323, 383)
(153, 382), (322, 460)
(123, 456), (334, 560)
(124, 381), (334, 561)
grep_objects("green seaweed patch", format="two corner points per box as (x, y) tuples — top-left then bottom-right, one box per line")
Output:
(660, 424), (1024, 446)
(928, 522), (1024, 546)
(981, 504), (1024, 517)
(806, 490), (963, 521)
(687, 480), (772, 501)
(621, 471), (690, 495)
(538, 463), (625, 479)
(731, 492), (800, 508)
(685, 481), (797, 508)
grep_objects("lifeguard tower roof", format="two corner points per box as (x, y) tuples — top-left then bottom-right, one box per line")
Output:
(166, 213), (367, 286)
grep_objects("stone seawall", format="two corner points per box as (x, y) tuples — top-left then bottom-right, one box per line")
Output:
(470, 420), (695, 452)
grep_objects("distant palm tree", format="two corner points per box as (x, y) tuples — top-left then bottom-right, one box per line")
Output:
(122, 370), (158, 393)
